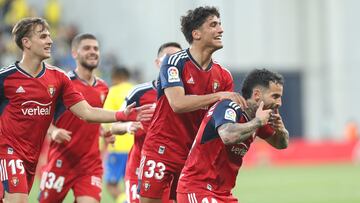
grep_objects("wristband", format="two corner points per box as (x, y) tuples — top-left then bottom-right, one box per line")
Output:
(115, 109), (137, 121)
(115, 111), (127, 121)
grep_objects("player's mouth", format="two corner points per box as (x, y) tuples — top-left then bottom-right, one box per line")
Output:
(44, 47), (51, 52)
(214, 35), (222, 41)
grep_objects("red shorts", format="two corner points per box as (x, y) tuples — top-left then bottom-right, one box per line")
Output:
(125, 146), (141, 182)
(177, 192), (238, 203)
(0, 154), (35, 194)
(137, 154), (183, 200)
(38, 169), (102, 203)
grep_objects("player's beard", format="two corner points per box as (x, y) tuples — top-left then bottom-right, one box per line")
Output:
(80, 59), (98, 71)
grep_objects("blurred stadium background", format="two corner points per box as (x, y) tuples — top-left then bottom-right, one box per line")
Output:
(1, 0), (360, 202)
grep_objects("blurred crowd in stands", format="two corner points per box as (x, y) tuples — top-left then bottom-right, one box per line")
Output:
(0, 0), (141, 84)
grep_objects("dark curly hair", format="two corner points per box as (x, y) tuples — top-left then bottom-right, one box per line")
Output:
(180, 6), (220, 44)
(241, 69), (284, 99)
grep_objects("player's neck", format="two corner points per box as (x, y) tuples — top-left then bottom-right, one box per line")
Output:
(19, 54), (44, 77)
(189, 45), (213, 70)
(75, 67), (95, 85)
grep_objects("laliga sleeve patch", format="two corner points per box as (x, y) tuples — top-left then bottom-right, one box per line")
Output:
(224, 108), (236, 122)
(167, 67), (180, 83)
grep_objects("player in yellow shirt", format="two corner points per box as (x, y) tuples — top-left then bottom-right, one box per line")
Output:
(103, 66), (134, 203)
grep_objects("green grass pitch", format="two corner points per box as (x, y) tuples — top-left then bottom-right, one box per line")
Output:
(29, 163), (360, 203)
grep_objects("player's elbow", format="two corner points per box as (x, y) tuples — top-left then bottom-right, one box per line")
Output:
(274, 138), (289, 150)
(169, 101), (187, 113)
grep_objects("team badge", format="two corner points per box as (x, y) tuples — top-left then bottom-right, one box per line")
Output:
(56, 159), (62, 168)
(213, 81), (220, 92)
(7, 147), (14, 154)
(207, 183), (213, 191)
(158, 146), (165, 154)
(224, 108), (236, 122)
(167, 67), (180, 83)
(144, 181), (151, 191)
(11, 177), (19, 187)
(48, 85), (56, 98)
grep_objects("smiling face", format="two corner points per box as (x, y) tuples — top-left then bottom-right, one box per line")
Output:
(194, 15), (224, 50)
(73, 39), (100, 71)
(23, 25), (53, 60)
(257, 81), (283, 111)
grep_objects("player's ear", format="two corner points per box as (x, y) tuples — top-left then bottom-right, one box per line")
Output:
(192, 29), (201, 41)
(71, 48), (77, 59)
(252, 88), (261, 101)
(22, 37), (31, 49)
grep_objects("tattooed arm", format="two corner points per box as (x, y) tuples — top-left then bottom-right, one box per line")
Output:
(218, 118), (262, 144)
(218, 101), (271, 145)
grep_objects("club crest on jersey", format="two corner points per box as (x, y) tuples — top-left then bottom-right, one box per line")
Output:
(213, 81), (220, 92)
(48, 85), (56, 98)
(144, 181), (151, 191)
(11, 177), (19, 187)
(224, 108), (236, 122)
(167, 67), (180, 83)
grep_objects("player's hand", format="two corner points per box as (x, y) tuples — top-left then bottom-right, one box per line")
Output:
(216, 92), (248, 108)
(133, 103), (155, 121)
(269, 108), (286, 131)
(116, 102), (155, 121)
(51, 128), (72, 143)
(103, 130), (116, 145)
(255, 101), (272, 126)
(126, 121), (143, 134)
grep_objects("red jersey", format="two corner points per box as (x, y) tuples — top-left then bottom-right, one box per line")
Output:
(142, 49), (234, 165)
(124, 80), (157, 152)
(0, 62), (83, 174)
(45, 70), (108, 174)
(177, 100), (273, 195)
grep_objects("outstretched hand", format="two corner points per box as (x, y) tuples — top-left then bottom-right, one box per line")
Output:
(134, 103), (155, 121)
(116, 102), (155, 122)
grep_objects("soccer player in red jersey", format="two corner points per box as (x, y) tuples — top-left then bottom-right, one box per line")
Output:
(37, 33), (111, 203)
(0, 17), (151, 203)
(138, 6), (247, 202)
(177, 69), (289, 202)
(111, 42), (182, 203)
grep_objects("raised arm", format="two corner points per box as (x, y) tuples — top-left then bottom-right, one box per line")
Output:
(165, 86), (246, 113)
(69, 100), (154, 123)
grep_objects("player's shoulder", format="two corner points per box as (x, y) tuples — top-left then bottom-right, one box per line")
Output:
(94, 76), (108, 87)
(44, 63), (69, 77)
(127, 81), (154, 99)
(217, 99), (241, 109)
(212, 60), (232, 76)
(0, 64), (17, 77)
(164, 49), (189, 67)
(44, 63), (66, 73)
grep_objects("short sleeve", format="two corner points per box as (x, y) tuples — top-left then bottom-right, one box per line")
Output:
(61, 73), (84, 108)
(159, 55), (184, 89)
(212, 100), (242, 129)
